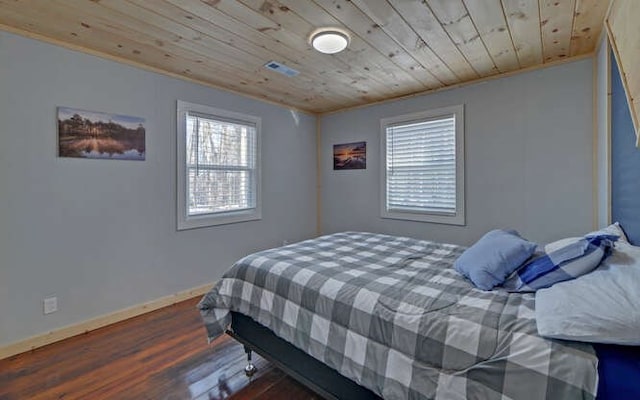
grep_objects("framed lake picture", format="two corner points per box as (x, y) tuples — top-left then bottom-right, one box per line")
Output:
(333, 141), (366, 170)
(57, 107), (146, 160)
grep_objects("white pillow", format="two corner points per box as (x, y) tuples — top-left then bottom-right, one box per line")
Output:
(589, 222), (629, 244)
(535, 242), (640, 345)
(544, 222), (628, 253)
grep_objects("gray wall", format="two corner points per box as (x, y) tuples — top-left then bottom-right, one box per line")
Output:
(0, 32), (317, 346)
(320, 59), (594, 246)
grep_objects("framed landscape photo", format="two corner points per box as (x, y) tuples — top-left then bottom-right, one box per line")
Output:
(333, 141), (366, 170)
(57, 107), (146, 160)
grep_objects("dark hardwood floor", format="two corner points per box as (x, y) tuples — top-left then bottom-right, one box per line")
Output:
(0, 298), (319, 400)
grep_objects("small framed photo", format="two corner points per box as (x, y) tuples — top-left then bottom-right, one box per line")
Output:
(57, 107), (146, 160)
(333, 141), (366, 170)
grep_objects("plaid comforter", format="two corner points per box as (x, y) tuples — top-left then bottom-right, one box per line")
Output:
(199, 232), (598, 400)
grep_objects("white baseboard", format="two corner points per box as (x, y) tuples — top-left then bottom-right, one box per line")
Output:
(0, 282), (215, 360)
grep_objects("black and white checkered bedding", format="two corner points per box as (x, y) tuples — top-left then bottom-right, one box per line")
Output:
(199, 232), (598, 400)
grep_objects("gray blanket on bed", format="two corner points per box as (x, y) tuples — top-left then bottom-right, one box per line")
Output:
(199, 232), (598, 400)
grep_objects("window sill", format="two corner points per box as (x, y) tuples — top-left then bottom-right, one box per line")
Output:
(177, 209), (262, 230)
(381, 210), (465, 226)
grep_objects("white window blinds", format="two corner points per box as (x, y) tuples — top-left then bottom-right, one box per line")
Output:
(382, 105), (464, 226)
(385, 115), (456, 215)
(186, 113), (257, 217)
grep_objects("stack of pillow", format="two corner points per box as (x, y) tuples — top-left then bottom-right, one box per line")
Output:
(535, 223), (640, 345)
(454, 226), (619, 292)
(455, 222), (640, 345)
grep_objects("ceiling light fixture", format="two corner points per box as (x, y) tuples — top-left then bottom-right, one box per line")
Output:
(309, 28), (350, 54)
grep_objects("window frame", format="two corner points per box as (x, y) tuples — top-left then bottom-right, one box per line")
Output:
(176, 100), (262, 230)
(380, 104), (465, 226)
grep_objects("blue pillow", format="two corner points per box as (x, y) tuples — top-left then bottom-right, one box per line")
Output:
(502, 233), (618, 292)
(454, 229), (537, 290)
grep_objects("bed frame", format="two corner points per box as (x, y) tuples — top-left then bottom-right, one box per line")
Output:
(227, 311), (380, 400)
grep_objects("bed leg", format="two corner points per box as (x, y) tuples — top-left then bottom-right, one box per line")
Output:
(243, 345), (257, 377)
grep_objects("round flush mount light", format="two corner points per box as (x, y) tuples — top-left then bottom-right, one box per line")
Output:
(309, 28), (350, 54)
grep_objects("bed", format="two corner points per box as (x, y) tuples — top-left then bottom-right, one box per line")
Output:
(198, 49), (640, 399)
(199, 232), (601, 399)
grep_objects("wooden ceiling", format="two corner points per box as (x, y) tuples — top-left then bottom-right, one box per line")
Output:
(0, 0), (610, 113)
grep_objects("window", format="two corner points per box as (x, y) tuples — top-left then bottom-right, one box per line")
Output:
(381, 105), (465, 225)
(177, 100), (261, 230)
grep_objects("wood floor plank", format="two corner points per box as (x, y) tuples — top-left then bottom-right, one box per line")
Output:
(254, 376), (321, 400)
(0, 297), (318, 400)
(220, 369), (286, 400)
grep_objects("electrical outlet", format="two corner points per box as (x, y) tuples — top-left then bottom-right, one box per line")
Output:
(43, 296), (58, 315)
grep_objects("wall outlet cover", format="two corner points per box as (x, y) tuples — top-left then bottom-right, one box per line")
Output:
(43, 296), (58, 314)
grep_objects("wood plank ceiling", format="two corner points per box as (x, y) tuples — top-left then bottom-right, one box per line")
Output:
(0, 0), (610, 113)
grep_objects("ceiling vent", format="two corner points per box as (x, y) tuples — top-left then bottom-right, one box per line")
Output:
(264, 61), (299, 77)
